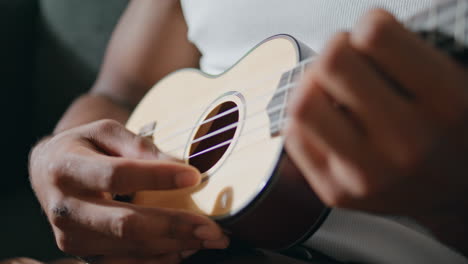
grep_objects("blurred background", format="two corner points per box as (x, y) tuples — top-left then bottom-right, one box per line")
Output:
(0, 0), (127, 261)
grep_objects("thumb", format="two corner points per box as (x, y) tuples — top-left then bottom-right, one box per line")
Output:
(84, 119), (162, 160)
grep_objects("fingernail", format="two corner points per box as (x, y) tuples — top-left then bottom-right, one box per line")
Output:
(203, 236), (230, 249)
(175, 171), (200, 188)
(194, 225), (219, 240)
(180, 250), (198, 259)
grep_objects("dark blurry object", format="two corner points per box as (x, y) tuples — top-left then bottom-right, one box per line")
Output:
(0, 0), (37, 195)
(0, 0), (127, 261)
(32, 0), (128, 138)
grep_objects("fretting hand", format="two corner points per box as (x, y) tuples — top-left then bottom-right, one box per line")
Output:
(286, 10), (468, 253)
(29, 120), (229, 264)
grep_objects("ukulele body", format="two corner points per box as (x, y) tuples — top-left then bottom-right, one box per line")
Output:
(125, 0), (468, 258)
(126, 35), (328, 250)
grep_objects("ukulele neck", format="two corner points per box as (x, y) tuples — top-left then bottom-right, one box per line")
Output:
(267, 59), (313, 137)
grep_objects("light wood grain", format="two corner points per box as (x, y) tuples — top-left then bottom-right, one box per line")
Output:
(127, 36), (299, 218)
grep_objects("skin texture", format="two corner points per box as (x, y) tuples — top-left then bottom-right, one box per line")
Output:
(286, 10), (468, 255)
(27, 1), (468, 264)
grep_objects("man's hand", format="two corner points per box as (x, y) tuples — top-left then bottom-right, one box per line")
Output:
(29, 120), (229, 264)
(286, 9), (468, 252)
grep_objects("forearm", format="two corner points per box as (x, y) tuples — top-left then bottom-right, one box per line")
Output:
(54, 0), (199, 134)
(54, 92), (132, 133)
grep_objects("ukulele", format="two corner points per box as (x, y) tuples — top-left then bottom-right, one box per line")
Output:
(124, 0), (468, 250)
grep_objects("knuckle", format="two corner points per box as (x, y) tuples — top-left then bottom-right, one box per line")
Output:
(47, 160), (65, 185)
(284, 121), (313, 155)
(319, 33), (351, 76)
(353, 10), (395, 52)
(94, 119), (122, 134)
(132, 136), (156, 157)
(111, 210), (140, 241)
(289, 98), (310, 124)
(48, 156), (76, 188)
(49, 202), (73, 229)
(289, 83), (320, 123)
(100, 160), (127, 192)
(133, 136), (149, 152)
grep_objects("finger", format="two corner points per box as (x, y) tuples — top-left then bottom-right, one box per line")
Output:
(350, 9), (468, 122)
(288, 74), (390, 203)
(48, 197), (227, 256)
(287, 79), (372, 199)
(312, 32), (433, 164)
(83, 119), (160, 160)
(53, 146), (200, 194)
(286, 117), (396, 208)
(82, 119), (187, 164)
(51, 208), (201, 257)
(285, 121), (348, 206)
(313, 32), (415, 138)
(53, 224), (202, 257)
(289, 73), (365, 162)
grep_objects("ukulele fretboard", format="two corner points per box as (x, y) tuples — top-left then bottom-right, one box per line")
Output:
(267, 59), (314, 136)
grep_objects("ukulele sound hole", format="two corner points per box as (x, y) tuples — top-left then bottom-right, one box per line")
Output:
(189, 101), (239, 173)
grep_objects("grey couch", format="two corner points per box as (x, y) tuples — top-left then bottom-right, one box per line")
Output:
(0, 0), (127, 260)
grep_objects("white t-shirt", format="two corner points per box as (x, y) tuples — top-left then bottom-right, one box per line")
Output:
(181, 0), (433, 74)
(180, 1), (468, 263)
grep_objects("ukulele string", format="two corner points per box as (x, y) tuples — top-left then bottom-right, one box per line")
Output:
(148, 56), (314, 138)
(144, 56), (316, 139)
(209, 118), (291, 161)
(139, 0), (468, 161)
(141, 75), (272, 138)
(156, 81), (298, 146)
(147, 0), (468, 145)
(164, 97), (293, 155)
(165, 0), (468, 160)
(143, 63), (296, 136)
(155, 104), (241, 143)
(185, 116), (291, 160)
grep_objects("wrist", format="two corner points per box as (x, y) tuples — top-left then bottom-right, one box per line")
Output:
(54, 93), (131, 133)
